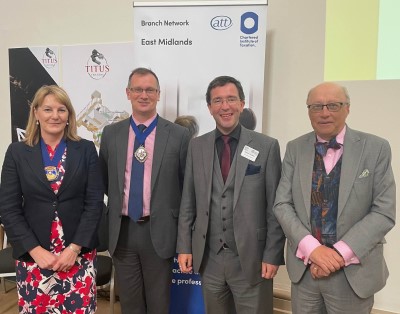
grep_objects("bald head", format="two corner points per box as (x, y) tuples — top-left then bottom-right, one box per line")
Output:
(306, 82), (350, 141)
(307, 82), (350, 105)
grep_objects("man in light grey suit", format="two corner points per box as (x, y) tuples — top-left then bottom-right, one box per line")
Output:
(99, 68), (190, 314)
(273, 82), (396, 313)
(177, 76), (285, 314)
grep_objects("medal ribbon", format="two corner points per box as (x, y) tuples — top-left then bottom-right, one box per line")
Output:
(130, 114), (158, 145)
(40, 138), (67, 174)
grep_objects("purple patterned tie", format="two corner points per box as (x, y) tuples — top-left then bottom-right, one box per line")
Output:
(315, 137), (342, 157)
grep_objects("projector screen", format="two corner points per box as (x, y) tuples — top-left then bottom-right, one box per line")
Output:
(325, 0), (400, 81)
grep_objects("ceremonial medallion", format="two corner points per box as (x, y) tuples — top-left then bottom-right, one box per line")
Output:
(44, 166), (59, 181)
(135, 145), (148, 163)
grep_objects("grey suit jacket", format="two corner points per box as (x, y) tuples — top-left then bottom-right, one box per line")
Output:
(273, 126), (396, 298)
(177, 126), (285, 285)
(99, 116), (190, 259)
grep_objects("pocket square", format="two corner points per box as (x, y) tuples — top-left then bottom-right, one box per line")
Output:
(358, 169), (369, 178)
(245, 164), (261, 176)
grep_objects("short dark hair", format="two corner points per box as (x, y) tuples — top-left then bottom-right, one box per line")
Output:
(239, 108), (257, 130)
(206, 76), (245, 105)
(128, 67), (160, 90)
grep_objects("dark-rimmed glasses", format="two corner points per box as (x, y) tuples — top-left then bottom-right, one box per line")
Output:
(307, 102), (348, 112)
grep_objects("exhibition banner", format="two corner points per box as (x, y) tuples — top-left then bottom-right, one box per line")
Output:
(62, 42), (135, 147)
(132, 0), (268, 135)
(133, 2), (268, 313)
(9, 46), (60, 142)
(8, 43), (135, 147)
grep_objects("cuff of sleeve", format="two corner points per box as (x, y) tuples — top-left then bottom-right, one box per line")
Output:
(334, 241), (360, 266)
(296, 235), (321, 265)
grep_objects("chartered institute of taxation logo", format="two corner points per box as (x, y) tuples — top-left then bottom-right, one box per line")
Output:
(85, 49), (110, 80)
(42, 48), (58, 69)
(210, 15), (233, 30)
(240, 12), (259, 34)
(240, 12), (260, 47)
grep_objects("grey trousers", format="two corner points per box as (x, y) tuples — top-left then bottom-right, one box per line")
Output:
(291, 268), (373, 314)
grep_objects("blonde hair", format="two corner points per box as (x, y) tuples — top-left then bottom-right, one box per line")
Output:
(174, 115), (199, 138)
(25, 85), (80, 146)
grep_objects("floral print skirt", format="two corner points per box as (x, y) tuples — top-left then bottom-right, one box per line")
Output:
(16, 214), (97, 314)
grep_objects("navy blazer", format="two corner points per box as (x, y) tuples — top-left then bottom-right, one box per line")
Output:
(0, 139), (104, 261)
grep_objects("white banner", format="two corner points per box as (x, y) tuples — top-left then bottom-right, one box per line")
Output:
(132, 1), (268, 135)
(62, 42), (135, 147)
(132, 2), (268, 313)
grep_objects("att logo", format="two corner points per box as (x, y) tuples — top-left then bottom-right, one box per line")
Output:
(210, 16), (232, 30)
(85, 49), (110, 80)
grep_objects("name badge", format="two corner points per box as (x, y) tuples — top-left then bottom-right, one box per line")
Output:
(241, 145), (259, 162)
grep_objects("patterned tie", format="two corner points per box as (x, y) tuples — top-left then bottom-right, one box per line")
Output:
(221, 135), (231, 183)
(128, 124), (146, 221)
(315, 137), (342, 157)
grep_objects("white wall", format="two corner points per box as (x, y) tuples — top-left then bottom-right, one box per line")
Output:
(0, 0), (399, 312)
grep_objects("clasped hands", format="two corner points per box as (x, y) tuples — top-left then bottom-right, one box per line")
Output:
(29, 245), (79, 272)
(309, 245), (345, 279)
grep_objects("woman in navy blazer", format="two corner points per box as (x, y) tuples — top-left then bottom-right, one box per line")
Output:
(0, 85), (104, 313)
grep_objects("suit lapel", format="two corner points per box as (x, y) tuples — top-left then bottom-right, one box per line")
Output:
(338, 128), (363, 216)
(57, 140), (82, 196)
(116, 119), (130, 195)
(299, 133), (316, 219)
(233, 127), (252, 210)
(202, 131), (216, 206)
(151, 117), (169, 192)
(25, 142), (53, 193)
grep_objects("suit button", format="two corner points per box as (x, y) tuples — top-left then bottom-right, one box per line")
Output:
(203, 235), (206, 239)
(222, 195), (226, 198)
(219, 239), (223, 243)
(222, 206), (226, 210)
(52, 201), (57, 207)
(222, 218), (226, 221)
(223, 228), (226, 231)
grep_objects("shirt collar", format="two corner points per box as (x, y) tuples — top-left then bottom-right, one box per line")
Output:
(316, 125), (346, 145)
(131, 113), (158, 128)
(215, 123), (241, 142)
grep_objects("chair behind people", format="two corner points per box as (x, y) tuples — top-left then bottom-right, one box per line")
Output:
(0, 223), (16, 293)
(96, 204), (115, 314)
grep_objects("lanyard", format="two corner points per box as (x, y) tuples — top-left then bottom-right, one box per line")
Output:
(40, 138), (67, 181)
(130, 115), (158, 145)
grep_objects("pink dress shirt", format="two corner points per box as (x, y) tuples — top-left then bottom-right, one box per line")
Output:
(121, 114), (156, 217)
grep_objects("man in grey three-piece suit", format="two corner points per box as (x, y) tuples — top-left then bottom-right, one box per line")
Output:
(99, 68), (190, 314)
(177, 76), (285, 314)
(273, 82), (396, 314)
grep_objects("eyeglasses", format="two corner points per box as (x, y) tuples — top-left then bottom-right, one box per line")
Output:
(307, 102), (348, 113)
(128, 87), (158, 95)
(211, 97), (240, 106)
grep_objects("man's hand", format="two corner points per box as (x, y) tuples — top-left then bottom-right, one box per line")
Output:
(178, 253), (193, 273)
(261, 263), (279, 279)
(310, 262), (330, 279)
(309, 246), (345, 275)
